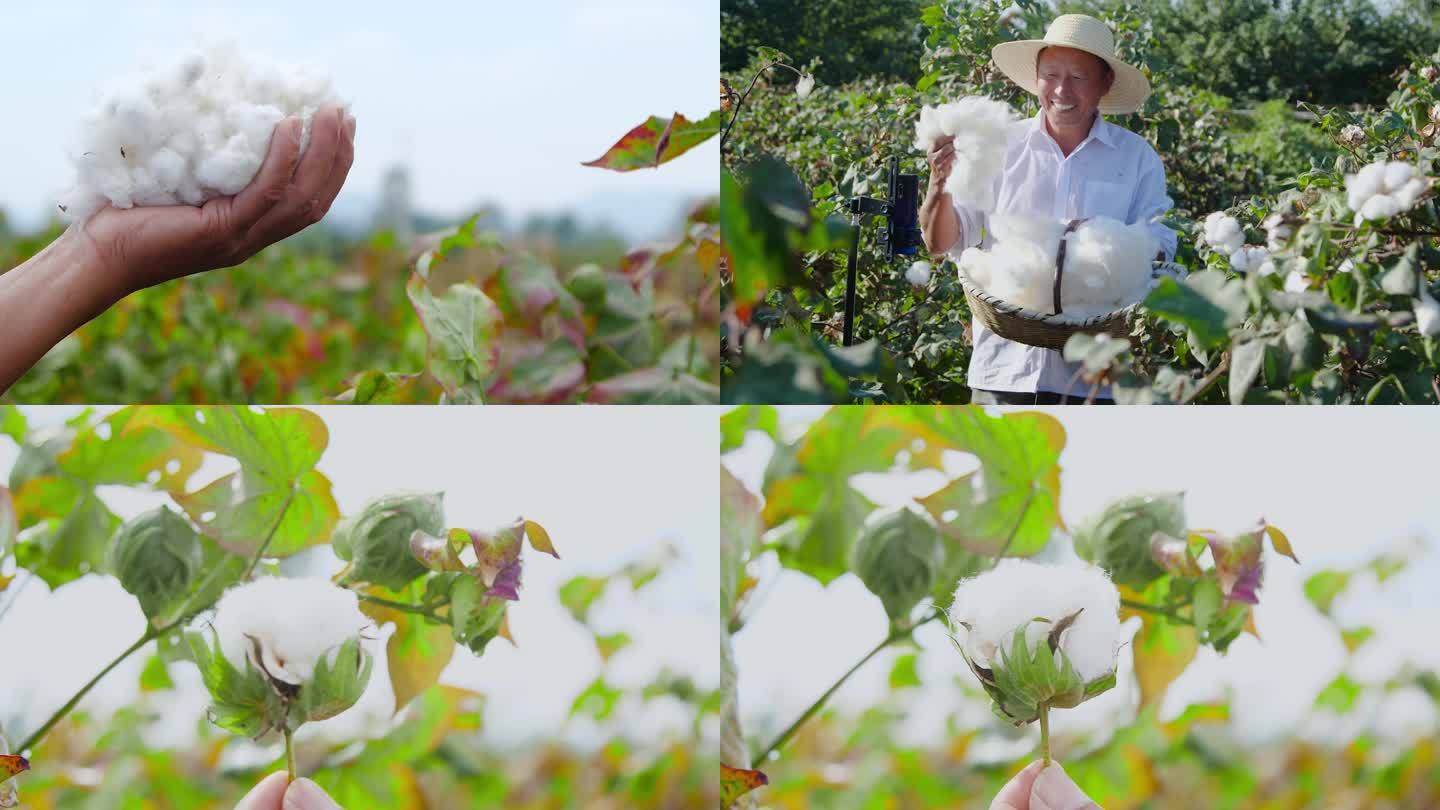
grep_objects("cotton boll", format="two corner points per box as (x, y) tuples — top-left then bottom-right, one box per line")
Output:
(209, 576), (369, 685)
(1229, 245), (1268, 274)
(1203, 212), (1244, 256)
(1360, 193), (1401, 222)
(59, 42), (346, 222)
(1345, 162), (1386, 212)
(906, 260), (932, 289)
(949, 558), (1121, 683)
(1383, 161), (1415, 191)
(1416, 284), (1440, 337)
(1394, 177), (1427, 210)
(1284, 270), (1309, 292)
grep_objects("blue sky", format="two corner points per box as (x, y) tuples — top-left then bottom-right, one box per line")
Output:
(0, 0), (717, 237)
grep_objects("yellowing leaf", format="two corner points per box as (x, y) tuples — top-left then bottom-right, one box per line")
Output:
(720, 763), (768, 807)
(1130, 609), (1198, 709)
(523, 520), (559, 559)
(360, 585), (456, 715)
(1263, 522), (1299, 562)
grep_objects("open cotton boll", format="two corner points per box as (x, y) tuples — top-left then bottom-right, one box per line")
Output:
(905, 260), (932, 289)
(912, 96), (1019, 210)
(949, 558), (1121, 683)
(58, 43), (346, 222)
(1203, 212), (1244, 256)
(209, 576), (369, 686)
(1229, 245), (1269, 274)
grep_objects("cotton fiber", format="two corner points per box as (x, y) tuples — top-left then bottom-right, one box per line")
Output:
(949, 558), (1122, 683)
(959, 214), (1157, 318)
(913, 96), (1020, 210)
(1345, 160), (1428, 226)
(58, 43), (346, 222)
(209, 576), (369, 686)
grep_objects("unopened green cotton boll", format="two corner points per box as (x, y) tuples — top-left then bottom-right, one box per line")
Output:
(107, 506), (203, 623)
(333, 492), (445, 591)
(850, 508), (943, 623)
(1072, 492), (1186, 588)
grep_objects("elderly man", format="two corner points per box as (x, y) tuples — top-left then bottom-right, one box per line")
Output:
(920, 14), (1176, 404)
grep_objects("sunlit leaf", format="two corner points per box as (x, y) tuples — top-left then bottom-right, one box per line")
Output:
(582, 110), (722, 171)
(720, 763), (768, 807)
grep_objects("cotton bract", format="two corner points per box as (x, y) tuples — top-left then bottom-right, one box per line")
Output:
(58, 44), (346, 222)
(191, 576), (372, 738)
(913, 96), (1020, 210)
(1345, 160), (1428, 226)
(958, 214), (1158, 318)
(948, 559), (1121, 725)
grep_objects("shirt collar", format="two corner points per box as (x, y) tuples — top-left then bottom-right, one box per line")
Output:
(1028, 110), (1114, 152)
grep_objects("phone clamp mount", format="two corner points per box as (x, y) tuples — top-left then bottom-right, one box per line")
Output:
(842, 156), (923, 346)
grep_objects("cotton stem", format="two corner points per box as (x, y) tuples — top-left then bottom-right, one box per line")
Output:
(18, 626), (157, 753)
(355, 592), (449, 624)
(283, 726), (296, 783)
(1039, 703), (1052, 766)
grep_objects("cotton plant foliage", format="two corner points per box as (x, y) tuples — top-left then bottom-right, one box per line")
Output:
(58, 43), (346, 222)
(958, 214), (1159, 317)
(947, 559), (1121, 727)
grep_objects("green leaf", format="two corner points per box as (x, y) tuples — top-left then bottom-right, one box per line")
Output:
(12, 478), (119, 588)
(1192, 578), (1222, 639)
(569, 676), (623, 721)
(1228, 338), (1266, 404)
(721, 406), (780, 453)
(889, 653), (921, 689)
(557, 575), (609, 625)
(406, 275), (502, 404)
(581, 110), (721, 171)
(1314, 673), (1362, 713)
(1304, 570), (1351, 615)
(913, 409), (1066, 558)
(448, 575), (506, 655)
(138, 654), (175, 692)
(1145, 271), (1248, 348)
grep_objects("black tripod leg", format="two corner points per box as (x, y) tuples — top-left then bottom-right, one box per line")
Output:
(842, 219), (860, 346)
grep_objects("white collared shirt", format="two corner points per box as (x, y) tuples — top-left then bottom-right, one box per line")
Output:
(947, 111), (1177, 397)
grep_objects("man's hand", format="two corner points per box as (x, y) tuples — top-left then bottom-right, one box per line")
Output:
(75, 105), (356, 296)
(926, 134), (957, 195)
(920, 134), (962, 255)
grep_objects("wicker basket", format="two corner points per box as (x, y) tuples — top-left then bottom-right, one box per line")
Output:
(958, 220), (1187, 350)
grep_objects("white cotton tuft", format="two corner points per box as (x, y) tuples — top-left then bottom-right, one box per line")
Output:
(913, 96), (1020, 210)
(1229, 245), (1269, 274)
(209, 576), (369, 685)
(1203, 212), (1244, 256)
(949, 558), (1121, 682)
(1284, 270), (1310, 292)
(1416, 284), (1440, 337)
(1345, 160), (1430, 226)
(58, 42), (346, 223)
(905, 260), (932, 289)
(959, 214), (1153, 317)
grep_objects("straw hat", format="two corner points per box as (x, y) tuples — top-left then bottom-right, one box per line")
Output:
(992, 14), (1150, 115)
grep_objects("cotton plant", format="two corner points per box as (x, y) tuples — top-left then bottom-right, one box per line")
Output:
(189, 576), (373, 782)
(58, 42), (346, 222)
(946, 559), (1122, 764)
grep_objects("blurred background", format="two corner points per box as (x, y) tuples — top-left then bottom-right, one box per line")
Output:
(723, 405), (1440, 808)
(0, 406), (720, 807)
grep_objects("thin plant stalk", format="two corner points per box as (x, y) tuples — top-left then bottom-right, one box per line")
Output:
(283, 726), (296, 783)
(1039, 703), (1052, 766)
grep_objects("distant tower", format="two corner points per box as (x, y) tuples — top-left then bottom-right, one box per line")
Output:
(373, 164), (414, 242)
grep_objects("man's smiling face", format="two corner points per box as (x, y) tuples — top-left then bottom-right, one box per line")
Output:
(1036, 46), (1114, 134)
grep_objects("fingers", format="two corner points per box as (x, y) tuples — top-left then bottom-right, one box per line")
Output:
(283, 778), (342, 810)
(229, 117), (304, 233)
(311, 114), (355, 222)
(234, 772), (289, 810)
(990, 760), (1045, 810)
(1029, 764), (1100, 810)
(246, 105), (351, 243)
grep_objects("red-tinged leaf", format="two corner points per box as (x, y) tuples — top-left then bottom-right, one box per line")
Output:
(587, 367), (719, 404)
(0, 755), (26, 781)
(582, 110), (723, 172)
(721, 763), (768, 807)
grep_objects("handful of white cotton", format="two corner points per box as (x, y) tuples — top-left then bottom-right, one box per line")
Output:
(58, 43), (346, 222)
(958, 214), (1158, 318)
(913, 96), (1020, 210)
(1345, 160), (1429, 225)
(948, 559), (1121, 751)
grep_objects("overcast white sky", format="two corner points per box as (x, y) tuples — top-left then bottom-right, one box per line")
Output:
(0, 0), (717, 234)
(725, 406), (1440, 764)
(0, 405), (720, 762)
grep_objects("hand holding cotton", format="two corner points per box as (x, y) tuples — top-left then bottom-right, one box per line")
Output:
(914, 97), (1020, 210)
(58, 45), (346, 222)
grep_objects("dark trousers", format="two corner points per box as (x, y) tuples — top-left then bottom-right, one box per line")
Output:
(970, 388), (1116, 406)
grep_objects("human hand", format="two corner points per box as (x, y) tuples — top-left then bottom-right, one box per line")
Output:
(990, 761), (1100, 810)
(926, 134), (956, 197)
(234, 773), (342, 810)
(72, 104), (355, 296)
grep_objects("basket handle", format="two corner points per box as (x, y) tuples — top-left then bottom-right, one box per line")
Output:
(1052, 218), (1088, 315)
